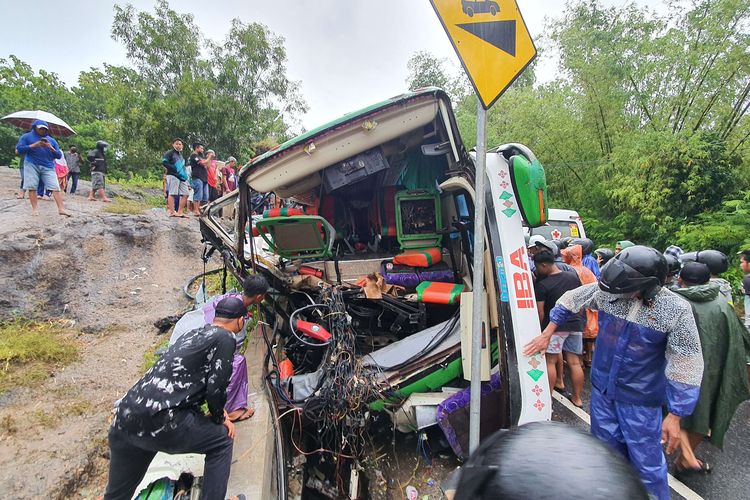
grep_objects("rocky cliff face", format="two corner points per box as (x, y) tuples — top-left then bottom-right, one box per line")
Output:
(0, 166), (206, 498)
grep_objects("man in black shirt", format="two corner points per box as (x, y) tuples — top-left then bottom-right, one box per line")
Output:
(87, 140), (111, 202)
(104, 297), (248, 500)
(189, 141), (213, 215)
(534, 250), (585, 407)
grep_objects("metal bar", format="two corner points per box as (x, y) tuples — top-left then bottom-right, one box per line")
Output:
(469, 100), (488, 454)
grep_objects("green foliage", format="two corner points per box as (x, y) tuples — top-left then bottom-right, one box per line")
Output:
(0, 0), (305, 177)
(441, 0), (750, 256)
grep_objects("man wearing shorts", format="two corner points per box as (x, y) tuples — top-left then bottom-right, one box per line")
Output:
(15, 119), (71, 217)
(87, 140), (111, 202)
(533, 250), (585, 407)
(189, 141), (213, 215)
(161, 138), (189, 217)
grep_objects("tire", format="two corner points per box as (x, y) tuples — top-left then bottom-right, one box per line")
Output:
(489, 5), (498, 15)
(466, 7), (474, 17)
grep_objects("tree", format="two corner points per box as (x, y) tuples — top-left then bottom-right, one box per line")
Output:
(405, 51), (471, 103)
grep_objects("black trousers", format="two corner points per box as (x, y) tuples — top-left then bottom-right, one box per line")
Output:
(104, 410), (234, 500)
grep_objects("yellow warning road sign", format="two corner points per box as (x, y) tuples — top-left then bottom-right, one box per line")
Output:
(430, 0), (537, 109)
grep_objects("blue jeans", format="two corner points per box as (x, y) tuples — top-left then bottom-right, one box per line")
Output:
(192, 178), (209, 202)
(67, 172), (79, 194)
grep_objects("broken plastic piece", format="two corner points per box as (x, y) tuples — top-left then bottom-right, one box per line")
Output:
(293, 320), (332, 342)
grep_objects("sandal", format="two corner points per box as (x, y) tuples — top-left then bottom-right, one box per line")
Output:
(229, 407), (254, 422)
(675, 460), (711, 475)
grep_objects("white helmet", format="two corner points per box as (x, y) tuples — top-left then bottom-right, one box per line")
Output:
(529, 235), (545, 247)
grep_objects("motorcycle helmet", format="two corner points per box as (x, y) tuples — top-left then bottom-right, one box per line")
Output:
(664, 254), (681, 277)
(695, 250), (729, 275)
(599, 246), (667, 303)
(454, 422), (649, 500)
(571, 238), (594, 255)
(594, 248), (615, 266)
(96, 140), (109, 150)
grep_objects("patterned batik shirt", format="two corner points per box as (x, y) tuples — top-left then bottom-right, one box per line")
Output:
(113, 324), (236, 437)
(550, 283), (704, 415)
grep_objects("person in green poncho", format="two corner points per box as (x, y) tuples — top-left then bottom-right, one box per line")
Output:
(673, 262), (750, 474)
(615, 240), (635, 254)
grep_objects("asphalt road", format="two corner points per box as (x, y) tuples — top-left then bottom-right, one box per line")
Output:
(552, 368), (750, 499)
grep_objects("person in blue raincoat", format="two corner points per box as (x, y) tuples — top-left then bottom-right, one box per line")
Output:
(524, 246), (704, 500)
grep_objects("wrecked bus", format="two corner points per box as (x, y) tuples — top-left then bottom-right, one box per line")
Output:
(200, 87), (551, 498)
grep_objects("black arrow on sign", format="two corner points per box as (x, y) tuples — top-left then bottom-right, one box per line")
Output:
(456, 20), (517, 57)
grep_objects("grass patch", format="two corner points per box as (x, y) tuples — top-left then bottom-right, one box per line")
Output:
(103, 198), (153, 215)
(187, 268), (241, 299)
(111, 174), (164, 190)
(0, 318), (79, 394)
(142, 339), (170, 373)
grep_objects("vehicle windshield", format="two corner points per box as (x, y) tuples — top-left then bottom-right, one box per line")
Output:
(529, 220), (580, 240)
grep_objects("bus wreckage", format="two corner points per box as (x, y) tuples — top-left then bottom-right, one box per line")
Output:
(200, 88), (552, 498)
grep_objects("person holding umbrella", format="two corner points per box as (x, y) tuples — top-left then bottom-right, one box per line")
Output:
(15, 119), (71, 217)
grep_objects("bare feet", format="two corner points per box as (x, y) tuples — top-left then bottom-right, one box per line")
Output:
(58, 211), (73, 217)
(102, 198), (112, 203)
(88, 197), (96, 202)
(32, 210), (40, 216)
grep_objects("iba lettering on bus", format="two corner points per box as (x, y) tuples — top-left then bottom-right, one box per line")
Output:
(509, 246), (534, 309)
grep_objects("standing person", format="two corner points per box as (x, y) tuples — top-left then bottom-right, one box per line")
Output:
(673, 262), (750, 473)
(15, 120), (71, 217)
(533, 250), (585, 408)
(563, 244), (599, 368)
(524, 246), (704, 499)
(162, 138), (189, 217)
(87, 140), (111, 202)
(698, 250), (733, 304)
(740, 250), (750, 387)
(64, 145), (82, 195)
(615, 240), (635, 254)
(189, 141), (213, 215)
(55, 153), (69, 194)
(663, 254), (682, 289)
(15, 147), (27, 199)
(104, 297), (249, 500)
(206, 149), (220, 202)
(573, 238), (601, 279)
(221, 157), (238, 218)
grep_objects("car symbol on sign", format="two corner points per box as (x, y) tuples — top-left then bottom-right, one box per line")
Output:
(461, 0), (500, 17)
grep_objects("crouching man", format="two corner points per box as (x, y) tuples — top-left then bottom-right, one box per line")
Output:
(524, 246), (704, 500)
(104, 297), (249, 500)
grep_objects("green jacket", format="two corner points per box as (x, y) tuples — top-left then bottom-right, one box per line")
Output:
(674, 283), (750, 448)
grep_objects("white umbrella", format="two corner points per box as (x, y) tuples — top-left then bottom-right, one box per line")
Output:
(1, 110), (76, 137)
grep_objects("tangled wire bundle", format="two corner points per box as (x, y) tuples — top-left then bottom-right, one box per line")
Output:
(301, 286), (384, 459)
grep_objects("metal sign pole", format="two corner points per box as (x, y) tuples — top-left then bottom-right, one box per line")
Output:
(469, 99), (488, 454)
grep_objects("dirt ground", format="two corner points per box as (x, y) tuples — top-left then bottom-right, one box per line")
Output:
(0, 166), (206, 498)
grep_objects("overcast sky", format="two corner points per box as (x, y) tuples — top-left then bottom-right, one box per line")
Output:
(0, 0), (654, 130)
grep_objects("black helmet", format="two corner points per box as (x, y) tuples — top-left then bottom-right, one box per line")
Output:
(454, 422), (649, 500)
(571, 238), (594, 255)
(550, 239), (566, 252)
(695, 250), (728, 275)
(560, 237), (574, 249)
(594, 248), (615, 266)
(664, 254), (681, 277)
(96, 140), (109, 150)
(599, 246), (667, 302)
